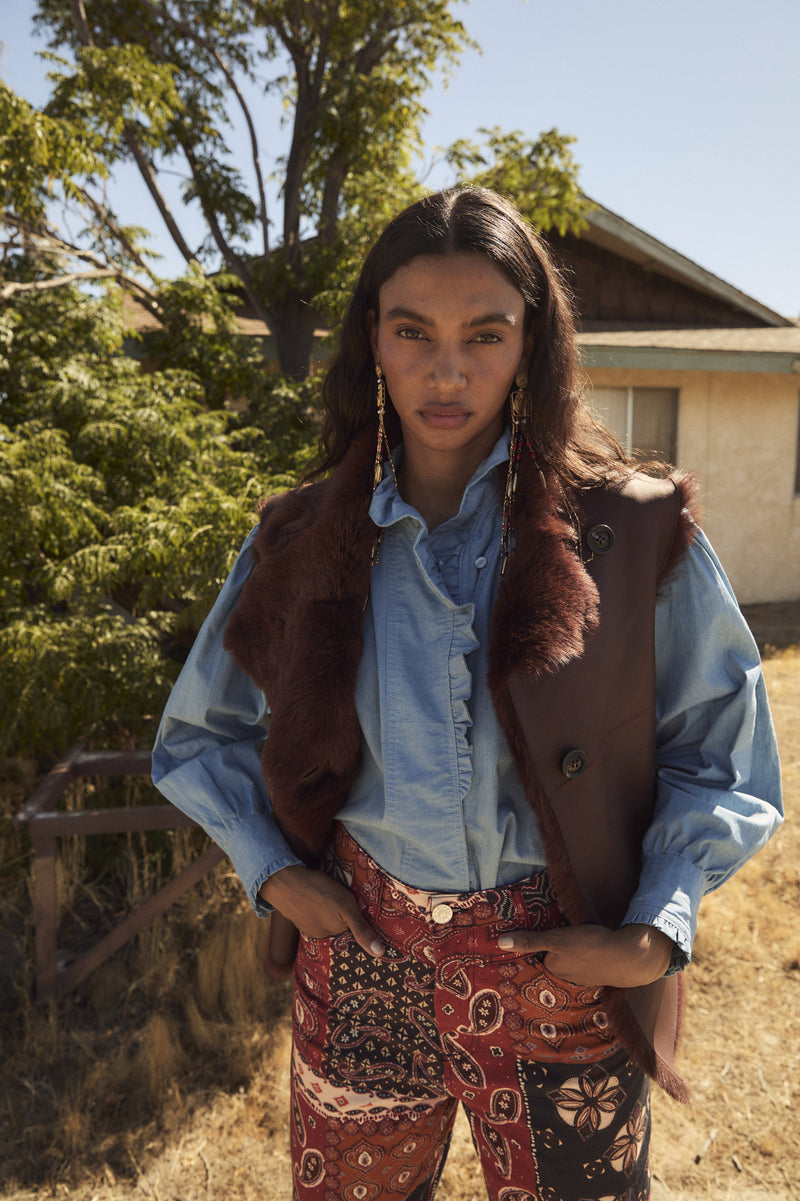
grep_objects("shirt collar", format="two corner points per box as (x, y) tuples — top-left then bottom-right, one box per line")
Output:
(368, 429), (509, 531)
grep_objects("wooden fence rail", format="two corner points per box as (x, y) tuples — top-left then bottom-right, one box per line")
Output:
(14, 744), (224, 1002)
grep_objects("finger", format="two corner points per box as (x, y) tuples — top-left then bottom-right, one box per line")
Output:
(497, 929), (560, 954)
(340, 898), (385, 958)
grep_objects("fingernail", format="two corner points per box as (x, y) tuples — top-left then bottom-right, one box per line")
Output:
(498, 934), (514, 950)
(370, 939), (385, 956)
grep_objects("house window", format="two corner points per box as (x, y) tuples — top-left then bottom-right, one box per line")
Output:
(591, 387), (678, 464)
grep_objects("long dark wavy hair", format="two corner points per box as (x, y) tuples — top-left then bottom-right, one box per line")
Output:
(316, 187), (627, 486)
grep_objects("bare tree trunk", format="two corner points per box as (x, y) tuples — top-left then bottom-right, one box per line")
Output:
(270, 298), (320, 380)
(69, 0), (92, 45)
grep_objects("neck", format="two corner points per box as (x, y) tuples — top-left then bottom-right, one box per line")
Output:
(398, 441), (492, 530)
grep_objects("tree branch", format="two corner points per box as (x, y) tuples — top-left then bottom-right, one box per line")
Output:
(69, 0), (93, 47)
(318, 151), (346, 244)
(136, 0), (272, 260)
(73, 185), (159, 280)
(1, 213), (161, 309)
(179, 142), (270, 323)
(205, 52), (270, 259)
(281, 18), (330, 255)
(353, 31), (398, 77)
(2, 269), (129, 300)
(282, 78), (312, 256)
(271, 11), (308, 64)
(122, 131), (198, 265)
(66, 0), (198, 268)
(316, 18), (391, 245)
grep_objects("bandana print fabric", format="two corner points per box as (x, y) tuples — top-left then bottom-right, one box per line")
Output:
(289, 825), (651, 1201)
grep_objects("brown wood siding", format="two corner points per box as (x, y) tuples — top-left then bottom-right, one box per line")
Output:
(546, 232), (770, 329)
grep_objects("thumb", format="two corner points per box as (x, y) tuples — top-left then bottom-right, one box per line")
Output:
(341, 896), (386, 958)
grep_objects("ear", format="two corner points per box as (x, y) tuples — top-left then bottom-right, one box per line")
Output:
(366, 308), (379, 361)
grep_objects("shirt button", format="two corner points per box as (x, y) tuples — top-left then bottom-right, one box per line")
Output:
(474, 556), (487, 569)
(431, 903), (454, 925)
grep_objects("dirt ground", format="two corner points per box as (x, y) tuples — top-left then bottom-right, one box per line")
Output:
(2, 604), (798, 1201)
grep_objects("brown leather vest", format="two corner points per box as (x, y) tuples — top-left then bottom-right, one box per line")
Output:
(224, 430), (697, 1101)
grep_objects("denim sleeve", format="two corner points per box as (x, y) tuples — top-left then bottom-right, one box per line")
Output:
(151, 529), (303, 916)
(622, 529), (783, 971)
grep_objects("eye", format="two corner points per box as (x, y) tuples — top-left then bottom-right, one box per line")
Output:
(396, 327), (427, 341)
(471, 331), (502, 344)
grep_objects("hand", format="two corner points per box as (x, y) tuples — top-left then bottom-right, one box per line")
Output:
(497, 922), (674, 989)
(259, 864), (385, 958)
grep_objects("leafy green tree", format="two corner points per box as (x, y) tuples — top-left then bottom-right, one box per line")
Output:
(0, 269), (311, 757)
(444, 126), (589, 237)
(2, 0), (587, 378)
(0, 2), (590, 758)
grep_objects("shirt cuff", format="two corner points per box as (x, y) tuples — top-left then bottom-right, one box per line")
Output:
(622, 851), (708, 974)
(221, 811), (304, 917)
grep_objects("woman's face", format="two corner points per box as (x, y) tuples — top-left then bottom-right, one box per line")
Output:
(368, 253), (531, 473)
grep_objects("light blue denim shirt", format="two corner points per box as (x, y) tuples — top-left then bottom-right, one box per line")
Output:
(152, 435), (783, 968)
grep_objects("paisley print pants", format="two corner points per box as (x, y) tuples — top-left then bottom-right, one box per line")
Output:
(290, 825), (651, 1201)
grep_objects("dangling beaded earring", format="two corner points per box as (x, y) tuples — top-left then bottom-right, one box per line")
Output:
(373, 363), (398, 492)
(500, 369), (546, 578)
(371, 363), (398, 567)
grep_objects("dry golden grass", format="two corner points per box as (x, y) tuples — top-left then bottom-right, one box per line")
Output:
(1, 625), (798, 1201)
(0, 827), (292, 1199)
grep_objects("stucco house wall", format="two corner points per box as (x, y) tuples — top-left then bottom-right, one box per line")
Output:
(587, 365), (800, 604)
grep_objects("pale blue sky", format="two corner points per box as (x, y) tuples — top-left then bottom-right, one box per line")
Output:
(2, 0), (798, 316)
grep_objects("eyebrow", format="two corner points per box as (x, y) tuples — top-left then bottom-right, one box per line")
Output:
(383, 305), (519, 328)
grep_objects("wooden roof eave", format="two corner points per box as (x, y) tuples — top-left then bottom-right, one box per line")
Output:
(581, 199), (792, 329)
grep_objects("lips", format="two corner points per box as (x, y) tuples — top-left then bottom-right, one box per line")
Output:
(419, 407), (470, 429)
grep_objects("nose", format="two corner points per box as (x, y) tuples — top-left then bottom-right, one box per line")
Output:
(427, 346), (466, 395)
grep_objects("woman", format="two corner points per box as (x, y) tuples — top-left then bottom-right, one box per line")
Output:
(152, 187), (782, 1201)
